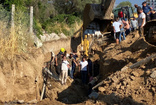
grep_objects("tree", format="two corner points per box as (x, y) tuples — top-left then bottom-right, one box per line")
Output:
(116, 1), (132, 8)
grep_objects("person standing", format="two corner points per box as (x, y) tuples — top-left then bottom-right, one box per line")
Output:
(69, 53), (77, 78)
(79, 56), (88, 84)
(122, 18), (130, 36)
(134, 4), (142, 15)
(55, 48), (65, 80)
(131, 17), (138, 31)
(118, 18), (126, 42)
(113, 18), (122, 44)
(70, 51), (78, 79)
(150, 9), (156, 20)
(61, 55), (70, 85)
(142, 1), (152, 22)
(138, 8), (146, 37)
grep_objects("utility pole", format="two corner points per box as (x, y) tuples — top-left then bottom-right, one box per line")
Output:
(30, 6), (33, 35)
(11, 4), (15, 32)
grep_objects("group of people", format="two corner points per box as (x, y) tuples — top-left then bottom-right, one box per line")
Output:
(113, 1), (156, 45)
(45, 48), (100, 85)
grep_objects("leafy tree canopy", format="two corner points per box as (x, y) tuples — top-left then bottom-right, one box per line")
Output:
(116, 1), (132, 8)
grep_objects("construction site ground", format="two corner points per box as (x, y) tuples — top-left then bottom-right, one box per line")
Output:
(37, 31), (156, 105)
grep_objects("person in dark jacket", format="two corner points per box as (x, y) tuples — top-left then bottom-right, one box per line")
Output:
(142, 1), (152, 22)
(150, 9), (156, 20)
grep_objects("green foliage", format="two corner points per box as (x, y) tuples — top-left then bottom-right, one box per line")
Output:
(116, 1), (132, 8)
(1, 0), (101, 37)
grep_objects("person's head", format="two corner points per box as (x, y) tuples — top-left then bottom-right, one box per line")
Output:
(142, 1), (147, 7)
(62, 55), (66, 60)
(114, 17), (119, 22)
(134, 4), (138, 8)
(139, 8), (143, 13)
(82, 56), (86, 61)
(70, 53), (73, 57)
(133, 17), (136, 20)
(60, 48), (65, 53)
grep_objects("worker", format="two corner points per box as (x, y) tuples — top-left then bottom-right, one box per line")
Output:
(142, 1), (152, 22)
(118, 11), (123, 19)
(55, 48), (65, 80)
(79, 56), (88, 84)
(70, 51), (78, 79)
(138, 8), (146, 37)
(134, 4), (142, 15)
(131, 17), (138, 31)
(69, 53), (77, 78)
(118, 18), (126, 42)
(113, 17), (122, 44)
(122, 18), (130, 36)
(150, 9), (156, 20)
(61, 55), (70, 85)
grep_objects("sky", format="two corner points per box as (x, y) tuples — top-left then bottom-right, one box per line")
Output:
(116, 0), (143, 6)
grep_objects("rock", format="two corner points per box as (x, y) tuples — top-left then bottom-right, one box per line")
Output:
(150, 71), (156, 79)
(17, 100), (24, 104)
(28, 99), (37, 104)
(59, 33), (67, 39)
(130, 76), (135, 80)
(88, 91), (99, 99)
(121, 66), (129, 71)
(112, 76), (119, 83)
(131, 71), (139, 77)
(146, 70), (151, 75)
(98, 87), (105, 93)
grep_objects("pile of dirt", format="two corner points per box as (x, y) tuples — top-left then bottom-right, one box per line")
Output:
(0, 48), (45, 103)
(97, 67), (156, 105)
(37, 78), (89, 105)
(89, 32), (156, 105)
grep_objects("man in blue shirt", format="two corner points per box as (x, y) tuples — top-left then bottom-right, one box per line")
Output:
(142, 1), (152, 22)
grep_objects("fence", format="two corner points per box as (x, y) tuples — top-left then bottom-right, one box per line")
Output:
(0, 4), (34, 60)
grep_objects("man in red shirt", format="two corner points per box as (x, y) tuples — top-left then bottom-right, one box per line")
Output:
(118, 11), (123, 18)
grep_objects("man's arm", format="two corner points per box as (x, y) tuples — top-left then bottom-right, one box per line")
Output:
(73, 59), (78, 66)
(113, 26), (115, 32)
(141, 18), (145, 28)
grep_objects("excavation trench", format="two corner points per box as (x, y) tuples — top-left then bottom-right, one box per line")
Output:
(1, 31), (156, 105)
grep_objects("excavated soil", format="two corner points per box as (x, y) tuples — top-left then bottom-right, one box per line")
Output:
(38, 31), (156, 105)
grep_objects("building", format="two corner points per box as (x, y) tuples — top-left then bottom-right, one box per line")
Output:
(146, 0), (156, 10)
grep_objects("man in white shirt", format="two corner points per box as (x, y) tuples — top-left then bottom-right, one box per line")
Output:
(61, 55), (70, 85)
(138, 8), (146, 37)
(113, 18), (122, 44)
(79, 56), (88, 84)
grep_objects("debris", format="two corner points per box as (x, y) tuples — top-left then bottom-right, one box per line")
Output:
(88, 91), (99, 99)
(150, 71), (156, 79)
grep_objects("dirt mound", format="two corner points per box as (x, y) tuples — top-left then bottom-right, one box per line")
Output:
(0, 48), (45, 103)
(89, 32), (156, 105)
(37, 78), (89, 105)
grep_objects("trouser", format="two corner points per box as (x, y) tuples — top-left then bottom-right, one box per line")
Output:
(61, 70), (68, 84)
(81, 71), (88, 84)
(70, 66), (76, 79)
(145, 14), (150, 22)
(119, 31), (126, 42)
(125, 29), (130, 35)
(139, 26), (143, 37)
(55, 64), (61, 80)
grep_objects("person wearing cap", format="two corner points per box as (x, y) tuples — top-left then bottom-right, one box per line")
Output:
(142, 1), (152, 22)
(138, 8), (146, 37)
(55, 48), (65, 80)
